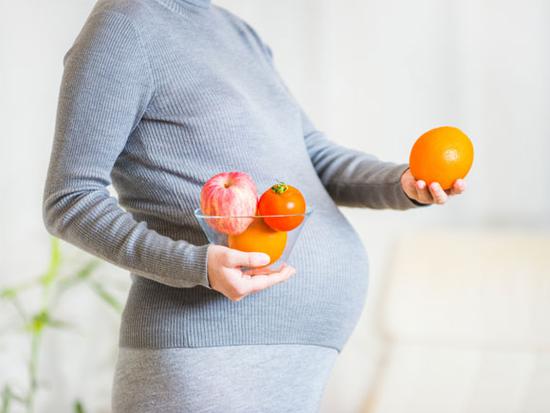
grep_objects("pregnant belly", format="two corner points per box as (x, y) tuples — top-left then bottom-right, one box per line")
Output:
(279, 203), (370, 348)
(121, 191), (370, 351)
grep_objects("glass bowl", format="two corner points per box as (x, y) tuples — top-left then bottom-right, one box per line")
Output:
(193, 206), (313, 275)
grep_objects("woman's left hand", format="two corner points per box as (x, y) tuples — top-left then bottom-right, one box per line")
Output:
(400, 168), (466, 205)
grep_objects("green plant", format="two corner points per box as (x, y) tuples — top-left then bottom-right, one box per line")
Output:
(0, 237), (122, 413)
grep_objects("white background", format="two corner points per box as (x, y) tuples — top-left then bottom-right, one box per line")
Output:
(1, 0), (549, 412)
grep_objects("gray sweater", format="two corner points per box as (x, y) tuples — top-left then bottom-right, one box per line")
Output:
(43, 0), (428, 352)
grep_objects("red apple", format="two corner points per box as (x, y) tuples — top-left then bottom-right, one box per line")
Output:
(200, 171), (258, 235)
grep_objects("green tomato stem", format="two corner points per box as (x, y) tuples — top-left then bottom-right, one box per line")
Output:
(270, 181), (288, 195)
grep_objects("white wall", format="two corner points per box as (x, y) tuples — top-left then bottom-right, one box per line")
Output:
(1, 0), (549, 412)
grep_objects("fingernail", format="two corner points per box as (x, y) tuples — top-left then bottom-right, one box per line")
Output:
(417, 181), (425, 189)
(260, 254), (270, 265)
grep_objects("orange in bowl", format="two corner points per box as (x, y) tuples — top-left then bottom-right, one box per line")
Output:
(194, 207), (313, 275)
(228, 218), (287, 266)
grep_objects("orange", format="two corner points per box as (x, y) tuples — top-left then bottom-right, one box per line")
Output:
(228, 218), (287, 265)
(409, 126), (474, 190)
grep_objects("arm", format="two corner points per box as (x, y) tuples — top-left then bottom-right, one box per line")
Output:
(300, 108), (430, 209)
(42, 10), (210, 289)
(240, 19), (429, 210)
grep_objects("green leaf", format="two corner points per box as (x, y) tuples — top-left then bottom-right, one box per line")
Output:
(57, 260), (100, 293)
(25, 310), (50, 334)
(0, 280), (37, 300)
(75, 260), (100, 280)
(24, 310), (74, 333)
(0, 288), (17, 300)
(73, 400), (85, 413)
(89, 281), (122, 313)
(47, 318), (74, 331)
(40, 237), (62, 286)
(10, 297), (28, 323)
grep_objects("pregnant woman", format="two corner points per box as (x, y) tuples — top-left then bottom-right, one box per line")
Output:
(42, 0), (465, 411)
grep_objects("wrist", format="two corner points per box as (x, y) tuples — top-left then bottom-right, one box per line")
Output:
(398, 165), (430, 207)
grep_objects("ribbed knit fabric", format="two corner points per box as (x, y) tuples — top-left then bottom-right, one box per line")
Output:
(43, 0), (429, 352)
(111, 345), (338, 412)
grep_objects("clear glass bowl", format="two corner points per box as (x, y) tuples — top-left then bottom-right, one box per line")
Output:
(194, 206), (313, 275)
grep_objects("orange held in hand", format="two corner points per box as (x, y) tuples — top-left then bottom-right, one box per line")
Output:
(228, 217), (287, 266)
(409, 126), (474, 190)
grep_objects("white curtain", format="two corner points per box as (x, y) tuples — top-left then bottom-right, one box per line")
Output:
(223, 0), (550, 227)
(1, 1), (548, 411)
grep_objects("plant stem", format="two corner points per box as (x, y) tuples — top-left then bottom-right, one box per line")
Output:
(26, 330), (42, 413)
(1, 237), (119, 412)
(11, 297), (28, 324)
(25, 238), (59, 413)
(1, 385), (11, 413)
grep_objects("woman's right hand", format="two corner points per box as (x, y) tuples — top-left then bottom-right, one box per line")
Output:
(206, 244), (296, 302)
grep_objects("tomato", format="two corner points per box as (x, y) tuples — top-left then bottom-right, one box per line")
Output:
(257, 181), (306, 231)
(228, 218), (287, 265)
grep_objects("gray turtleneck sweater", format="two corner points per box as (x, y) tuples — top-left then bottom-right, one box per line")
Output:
(43, 0), (428, 352)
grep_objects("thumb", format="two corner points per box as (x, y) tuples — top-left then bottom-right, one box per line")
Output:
(400, 171), (416, 196)
(227, 249), (271, 268)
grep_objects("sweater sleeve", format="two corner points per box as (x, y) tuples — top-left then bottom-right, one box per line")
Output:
(42, 10), (211, 289)
(242, 22), (430, 210)
(299, 108), (431, 210)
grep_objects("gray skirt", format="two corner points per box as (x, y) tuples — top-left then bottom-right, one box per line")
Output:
(111, 344), (338, 413)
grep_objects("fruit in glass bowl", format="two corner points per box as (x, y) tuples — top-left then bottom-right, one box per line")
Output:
(228, 217), (288, 266)
(194, 207), (313, 275)
(257, 181), (306, 231)
(200, 171), (258, 235)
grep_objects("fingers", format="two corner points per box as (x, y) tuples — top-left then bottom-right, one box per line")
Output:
(447, 178), (466, 196)
(241, 266), (281, 276)
(413, 180), (435, 204)
(414, 180), (445, 204)
(427, 182), (448, 204)
(245, 264), (296, 294)
(417, 179), (467, 205)
(223, 248), (271, 269)
(229, 264), (296, 302)
(403, 172), (467, 206)
(428, 179), (467, 203)
(209, 246), (297, 302)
